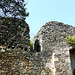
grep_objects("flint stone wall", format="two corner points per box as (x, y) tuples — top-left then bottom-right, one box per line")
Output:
(33, 21), (75, 75)
(0, 17), (30, 51)
(0, 17), (31, 75)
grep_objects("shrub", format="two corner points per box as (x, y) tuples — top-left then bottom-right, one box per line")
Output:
(66, 35), (75, 46)
(30, 41), (33, 51)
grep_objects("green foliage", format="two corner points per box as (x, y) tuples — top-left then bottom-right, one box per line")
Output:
(4, 17), (9, 24)
(30, 41), (33, 48)
(0, 0), (29, 20)
(66, 35), (75, 46)
(30, 40), (33, 51)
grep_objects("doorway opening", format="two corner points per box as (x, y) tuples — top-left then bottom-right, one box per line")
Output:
(70, 48), (75, 75)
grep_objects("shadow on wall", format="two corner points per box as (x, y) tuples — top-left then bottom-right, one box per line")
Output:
(34, 39), (41, 52)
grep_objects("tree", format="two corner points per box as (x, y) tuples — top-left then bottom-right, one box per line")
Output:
(66, 35), (75, 47)
(0, 0), (29, 20)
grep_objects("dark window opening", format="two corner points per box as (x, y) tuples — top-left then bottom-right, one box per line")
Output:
(34, 39), (41, 52)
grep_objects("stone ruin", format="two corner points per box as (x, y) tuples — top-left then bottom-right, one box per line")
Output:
(33, 21), (75, 75)
(0, 17), (31, 75)
(0, 17), (30, 51)
(0, 17), (75, 75)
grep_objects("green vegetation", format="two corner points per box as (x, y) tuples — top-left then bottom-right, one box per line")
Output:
(30, 40), (33, 51)
(66, 35), (75, 46)
(4, 17), (9, 24)
(0, 0), (29, 20)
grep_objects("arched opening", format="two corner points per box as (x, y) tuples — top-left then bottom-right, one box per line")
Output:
(70, 48), (75, 75)
(34, 39), (41, 52)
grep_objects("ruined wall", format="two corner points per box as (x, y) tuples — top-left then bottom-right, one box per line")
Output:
(34, 21), (75, 51)
(33, 21), (75, 75)
(0, 18), (75, 75)
(0, 17), (53, 75)
(0, 17), (31, 75)
(0, 17), (30, 51)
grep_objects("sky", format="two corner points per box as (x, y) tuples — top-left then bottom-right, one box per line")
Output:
(26, 0), (75, 39)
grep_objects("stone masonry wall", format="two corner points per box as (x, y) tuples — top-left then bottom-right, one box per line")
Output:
(0, 17), (54, 75)
(0, 17), (30, 51)
(33, 21), (75, 75)
(34, 21), (75, 51)
(0, 17), (31, 75)
(0, 18), (75, 75)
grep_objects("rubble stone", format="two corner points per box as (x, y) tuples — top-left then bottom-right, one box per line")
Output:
(33, 21), (75, 75)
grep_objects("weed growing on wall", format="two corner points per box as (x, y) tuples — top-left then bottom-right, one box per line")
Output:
(66, 35), (75, 47)
(30, 41), (33, 51)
